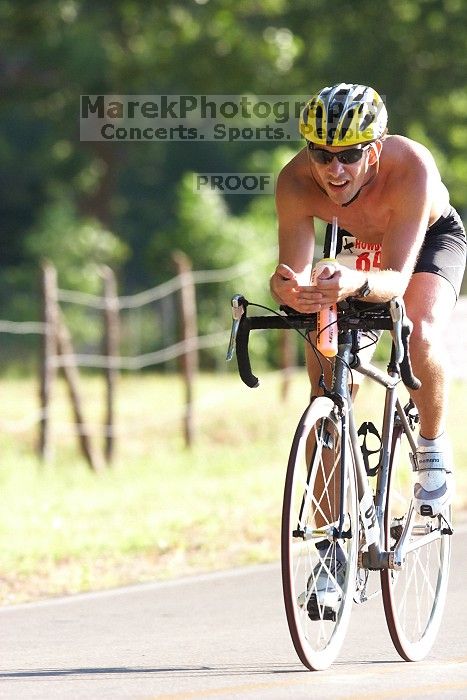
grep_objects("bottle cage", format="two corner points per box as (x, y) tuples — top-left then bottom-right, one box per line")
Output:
(358, 421), (382, 477)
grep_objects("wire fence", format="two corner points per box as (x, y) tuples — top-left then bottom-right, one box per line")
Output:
(56, 257), (264, 309)
(1, 251), (276, 361)
(3, 252), (464, 465)
(0, 249), (289, 466)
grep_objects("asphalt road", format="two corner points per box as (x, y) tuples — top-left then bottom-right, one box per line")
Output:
(1, 526), (467, 700)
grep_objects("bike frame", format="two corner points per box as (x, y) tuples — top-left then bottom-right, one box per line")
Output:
(332, 328), (440, 573)
(228, 293), (451, 574)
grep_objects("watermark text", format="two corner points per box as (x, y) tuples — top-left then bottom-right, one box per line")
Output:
(193, 173), (275, 194)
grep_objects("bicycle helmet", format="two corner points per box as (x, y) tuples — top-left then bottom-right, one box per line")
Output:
(299, 83), (387, 146)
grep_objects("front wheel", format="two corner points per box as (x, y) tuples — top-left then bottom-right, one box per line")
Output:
(281, 396), (358, 671)
(381, 407), (452, 661)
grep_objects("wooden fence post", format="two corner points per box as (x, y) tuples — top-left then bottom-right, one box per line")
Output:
(39, 261), (59, 462)
(102, 265), (120, 464)
(172, 251), (198, 448)
(56, 311), (104, 472)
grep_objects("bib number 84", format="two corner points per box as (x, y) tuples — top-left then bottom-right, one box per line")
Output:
(356, 251), (381, 272)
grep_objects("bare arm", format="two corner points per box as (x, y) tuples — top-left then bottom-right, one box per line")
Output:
(270, 167), (324, 312)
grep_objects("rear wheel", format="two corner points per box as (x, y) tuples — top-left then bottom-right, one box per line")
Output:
(381, 404), (452, 661)
(281, 397), (358, 671)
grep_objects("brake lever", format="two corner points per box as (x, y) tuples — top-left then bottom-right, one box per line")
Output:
(389, 297), (404, 365)
(226, 294), (246, 361)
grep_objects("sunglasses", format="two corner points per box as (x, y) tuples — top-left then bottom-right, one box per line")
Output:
(307, 143), (370, 165)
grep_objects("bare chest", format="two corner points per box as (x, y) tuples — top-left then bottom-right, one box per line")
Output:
(332, 206), (390, 242)
(314, 197), (391, 243)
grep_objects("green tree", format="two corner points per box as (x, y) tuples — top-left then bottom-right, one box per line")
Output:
(1, 0), (466, 313)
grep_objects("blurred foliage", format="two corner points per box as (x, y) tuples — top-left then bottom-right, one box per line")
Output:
(26, 196), (129, 294)
(0, 0), (466, 367)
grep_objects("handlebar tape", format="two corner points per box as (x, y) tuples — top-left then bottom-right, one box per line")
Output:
(234, 308), (420, 391)
(399, 322), (422, 390)
(236, 318), (260, 388)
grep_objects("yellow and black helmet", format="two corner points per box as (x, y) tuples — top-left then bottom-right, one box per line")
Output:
(299, 83), (388, 146)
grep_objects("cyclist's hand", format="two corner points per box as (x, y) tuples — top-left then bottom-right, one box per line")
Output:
(276, 263), (297, 284)
(271, 264), (324, 313)
(314, 264), (366, 302)
(314, 263), (336, 281)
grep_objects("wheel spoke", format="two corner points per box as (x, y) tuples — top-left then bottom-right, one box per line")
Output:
(281, 398), (358, 670)
(381, 414), (451, 661)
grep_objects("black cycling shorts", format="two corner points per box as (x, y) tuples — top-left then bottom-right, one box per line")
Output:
(414, 206), (466, 297)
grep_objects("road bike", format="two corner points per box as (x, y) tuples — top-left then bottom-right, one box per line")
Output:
(226, 290), (453, 671)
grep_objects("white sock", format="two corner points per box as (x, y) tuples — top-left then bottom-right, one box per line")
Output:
(417, 432), (446, 450)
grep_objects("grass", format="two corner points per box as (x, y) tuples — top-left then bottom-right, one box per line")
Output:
(0, 370), (466, 605)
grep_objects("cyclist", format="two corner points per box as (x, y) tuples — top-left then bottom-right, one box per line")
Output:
(270, 83), (466, 610)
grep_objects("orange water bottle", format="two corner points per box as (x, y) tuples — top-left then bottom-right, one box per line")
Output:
(312, 217), (338, 357)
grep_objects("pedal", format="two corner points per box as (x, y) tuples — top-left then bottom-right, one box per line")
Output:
(440, 513), (454, 536)
(307, 594), (337, 621)
(390, 523), (404, 543)
(390, 516), (404, 544)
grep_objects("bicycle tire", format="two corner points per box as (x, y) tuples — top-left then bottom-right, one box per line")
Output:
(281, 396), (358, 671)
(381, 415), (452, 661)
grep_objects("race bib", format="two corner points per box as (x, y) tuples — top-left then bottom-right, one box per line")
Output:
(336, 235), (382, 272)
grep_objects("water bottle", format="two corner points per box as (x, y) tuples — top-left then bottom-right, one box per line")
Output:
(312, 217), (339, 357)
